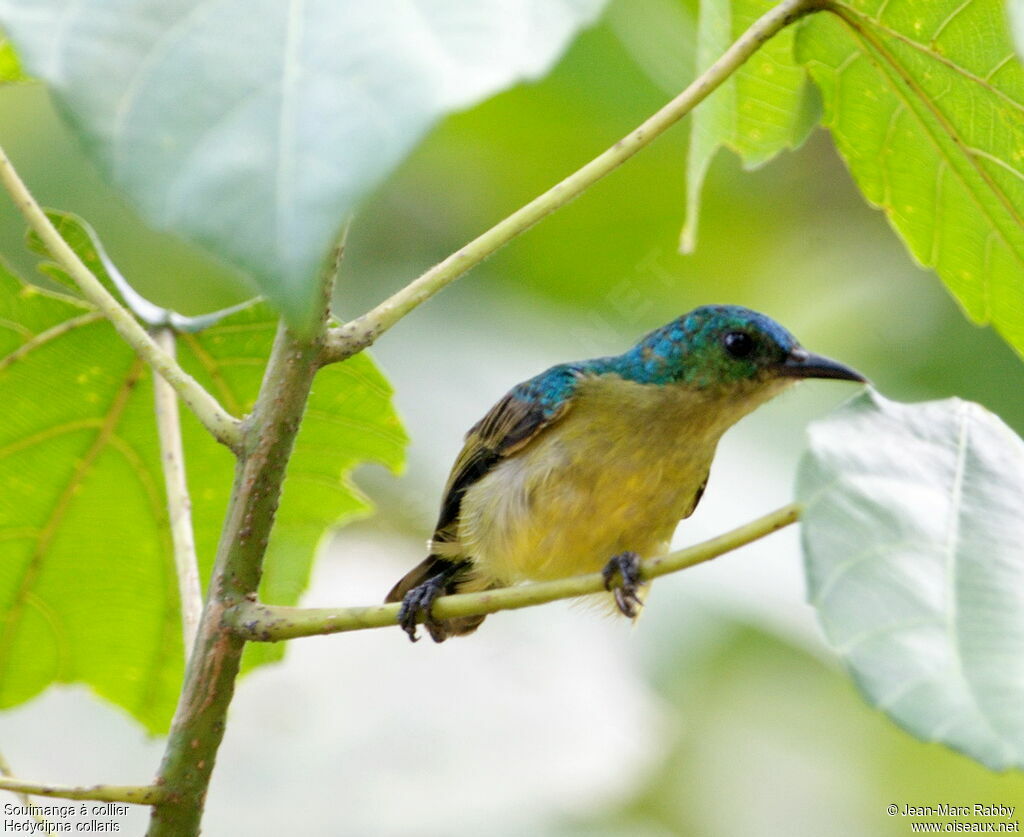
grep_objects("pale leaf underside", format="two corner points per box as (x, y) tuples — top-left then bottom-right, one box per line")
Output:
(799, 389), (1024, 770)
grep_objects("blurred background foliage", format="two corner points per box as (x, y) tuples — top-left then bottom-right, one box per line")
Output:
(1, 0), (1022, 834)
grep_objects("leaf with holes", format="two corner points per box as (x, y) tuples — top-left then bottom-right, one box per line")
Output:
(681, 0), (819, 251)
(797, 389), (1024, 770)
(796, 0), (1024, 357)
(0, 0), (608, 333)
(0, 246), (405, 731)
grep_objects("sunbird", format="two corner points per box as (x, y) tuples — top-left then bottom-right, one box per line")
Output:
(387, 304), (865, 642)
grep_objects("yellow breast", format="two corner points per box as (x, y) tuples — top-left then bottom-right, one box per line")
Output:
(456, 375), (753, 585)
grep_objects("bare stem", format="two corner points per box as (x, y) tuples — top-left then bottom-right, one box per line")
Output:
(0, 1), (824, 831)
(0, 750), (47, 823)
(321, 0), (824, 363)
(145, 267), (336, 835)
(152, 328), (203, 659)
(226, 503), (801, 641)
(0, 775), (164, 805)
(0, 145), (243, 451)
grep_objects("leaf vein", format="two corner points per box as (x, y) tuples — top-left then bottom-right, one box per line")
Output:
(928, 0), (976, 46)
(0, 419), (105, 462)
(810, 538), (931, 607)
(829, 5), (1024, 318)
(110, 0), (231, 180)
(835, 617), (939, 655)
(833, 2), (1024, 116)
(0, 311), (106, 373)
(179, 332), (245, 417)
(0, 358), (144, 685)
(984, 52), (1017, 82)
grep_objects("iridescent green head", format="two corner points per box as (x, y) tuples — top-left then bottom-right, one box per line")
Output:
(616, 305), (866, 390)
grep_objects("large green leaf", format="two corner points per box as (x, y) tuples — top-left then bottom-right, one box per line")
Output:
(174, 303), (408, 675)
(0, 0), (608, 333)
(796, 0), (1024, 357)
(682, 0), (819, 250)
(797, 389), (1024, 770)
(0, 232), (406, 731)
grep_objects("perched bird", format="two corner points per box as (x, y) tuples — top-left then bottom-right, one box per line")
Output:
(387, 304), (865, 642)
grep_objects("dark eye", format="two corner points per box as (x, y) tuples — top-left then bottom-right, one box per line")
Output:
(723, 331), (755, 358)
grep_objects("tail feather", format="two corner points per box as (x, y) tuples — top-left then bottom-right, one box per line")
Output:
(385, 554), (447, 603)
(385, 554), (487, 640)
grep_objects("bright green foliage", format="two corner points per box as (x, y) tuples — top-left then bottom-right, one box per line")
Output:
(26, 211), (120, 298)
(677, 0), (1024, 358)
(0, 36), (22, 82)
(0, 247), (406, 731)
(0, 0), (607, 333)
(173, 305), (408, 675)
(682, 0), (819, 250)
(797, 0), (1024, 357)
(28, 209), (257, 333)
(0, 265), (179, 731)
(797, 389), (1024, 770)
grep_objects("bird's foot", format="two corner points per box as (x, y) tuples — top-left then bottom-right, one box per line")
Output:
(602, 551), (644, 619)
(397, 578), (450, 643)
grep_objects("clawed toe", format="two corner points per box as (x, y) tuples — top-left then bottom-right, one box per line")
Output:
(397, 580), (448, 643)
(602, 551), (644, 619)
(612, 585), (643, 619)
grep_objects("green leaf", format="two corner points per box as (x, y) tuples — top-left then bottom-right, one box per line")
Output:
(0, 239), (406, 731)
(28, 209), (261, 332)
(26, 210), (123, 301)
(0, 0), (608, 333)
(0, 36), (23, 83)
(174, 304), (408, 674)
(797, 389), (1024, 770)
(796, 0), (1024, 358)
(681, 0), (819, 251)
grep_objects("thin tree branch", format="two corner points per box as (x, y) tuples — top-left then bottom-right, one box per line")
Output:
(0, 776), (164, 805)
(152, 328), (203, 659)
(225, 503), (801, 641)
(0, 750), (47, 823)
(145, 264), (338, 837)
(320, 0), (826, 364)
(0, 145), (243, 451)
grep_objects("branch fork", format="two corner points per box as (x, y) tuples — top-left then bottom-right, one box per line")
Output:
(0, 147), (242, 451)
(0, 1), (825, 831)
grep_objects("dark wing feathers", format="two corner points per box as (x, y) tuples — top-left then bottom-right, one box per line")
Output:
(431, 446), (501, 545)
(432, 374), (579, 543)
(385, 367), (581, 615)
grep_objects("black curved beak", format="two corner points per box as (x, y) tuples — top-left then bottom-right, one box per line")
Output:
(778, 348), (867, 383)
